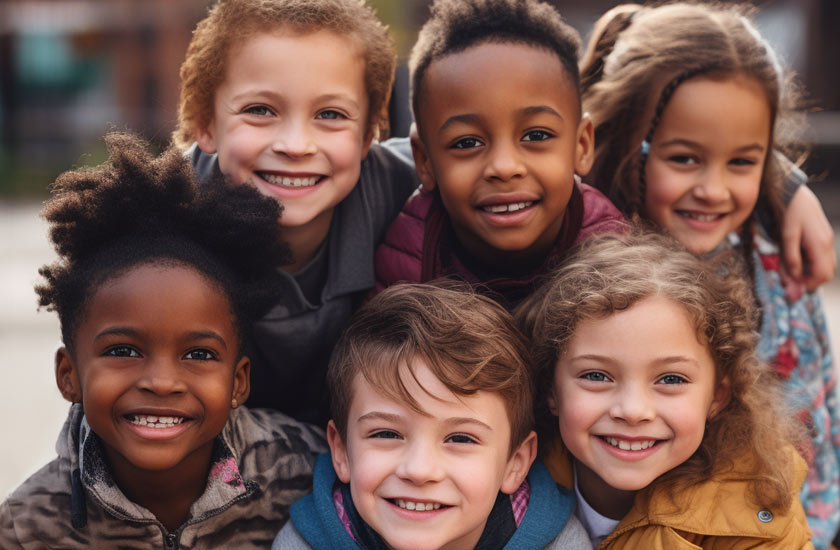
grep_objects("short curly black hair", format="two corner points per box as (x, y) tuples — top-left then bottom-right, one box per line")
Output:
(409, 0), (582, 125)
(37, 132), (291, 356)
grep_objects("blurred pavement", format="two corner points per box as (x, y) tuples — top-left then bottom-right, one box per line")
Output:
(2, 196), (839, 498)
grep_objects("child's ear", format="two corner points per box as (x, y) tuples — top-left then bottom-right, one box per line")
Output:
(500, 430), (538, 494)
(327, 420), (352, 484)
(361, 126), (376, 160)
(708, 375), (731, 419)
(547, 391), (559, 417)
(574, 113), (595, 177)
(410, 124), (437, 192)
(55, 348), (82, 403)
(230, 356), (250, 409)
(195, 121), (217, 155)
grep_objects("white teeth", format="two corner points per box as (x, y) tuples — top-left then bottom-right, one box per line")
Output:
(395, 499), (442, 511)
(680, 211), (721, 222)
(261, 173), (321, 187)
(605, 437), (656, 451)
(129, 415), (185, 428)
(482, 201), (533, 213)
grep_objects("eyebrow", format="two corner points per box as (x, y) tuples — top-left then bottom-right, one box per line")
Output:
(94, 326), (141, 342)
(186, 330), (228, 350)
(445, 417), (494, 432)
(569, 353), (702, 368)
(94, 327), (227, 349)
(521, 105), (564, 121)
(356, 411), (493, 432)
(357, 411), (403, 424)
(659, 138), (766, 154)
(230, 90), (360, 110)
(438, 105), (564, 134)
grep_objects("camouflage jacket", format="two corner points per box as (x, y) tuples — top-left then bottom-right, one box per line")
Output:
(0, 404), (326, 549)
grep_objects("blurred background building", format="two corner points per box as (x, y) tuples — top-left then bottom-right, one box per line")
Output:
(0, 0), (837, 497)
(0, 0), (838, 197)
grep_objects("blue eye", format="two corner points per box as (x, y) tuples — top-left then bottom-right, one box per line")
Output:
(581, 371), (610, 382)
(658, 374), (688, 385)
(243, 105), (274, 116)
(317, 109), (345, 120)
(522, 130), (553, 142)
(446, 433), (477, 444)
(370, 430), (401, 439)
(183, 348), (217, 361)
(451, 137), (483, 149)
(106, 346), (140, 358)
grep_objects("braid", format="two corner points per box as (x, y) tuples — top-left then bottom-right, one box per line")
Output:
(580, 5), (640, 95)
(638, 67), (711, 202)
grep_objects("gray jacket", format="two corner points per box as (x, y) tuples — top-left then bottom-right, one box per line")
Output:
(0, 404), (326, 549)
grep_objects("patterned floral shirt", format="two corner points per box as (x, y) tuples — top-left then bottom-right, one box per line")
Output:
(725, 227), (839, 549)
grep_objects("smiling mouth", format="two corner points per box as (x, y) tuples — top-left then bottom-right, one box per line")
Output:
(600, 436), (660, 451)
(257, 172), (323, 188)
(481, 200), (535, 214)
(390, 498), (446, 512)
(126, 414), (187, 429)
(676, 210), (725, 222)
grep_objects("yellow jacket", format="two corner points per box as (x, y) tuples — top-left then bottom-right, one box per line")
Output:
(544, 441), (813, 549)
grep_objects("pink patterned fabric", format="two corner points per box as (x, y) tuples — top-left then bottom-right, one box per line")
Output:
(209, 457), (244, 488)
(332, 486), (356, 540)
(510, 478), (531, 527)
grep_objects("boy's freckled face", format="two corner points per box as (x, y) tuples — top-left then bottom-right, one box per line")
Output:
(553, 297), (726, 509)
(64, 264), (248, 476)
(330, 361), (526, 550)
(197, 30), (372, 232)
(414, 41), (593, 266)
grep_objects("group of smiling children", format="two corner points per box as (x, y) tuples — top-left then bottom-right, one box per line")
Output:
(1, 0), (837, 549)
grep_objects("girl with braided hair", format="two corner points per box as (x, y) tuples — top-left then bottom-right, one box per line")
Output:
(580, 3), (837, 547)
(0, 133), (326, 549)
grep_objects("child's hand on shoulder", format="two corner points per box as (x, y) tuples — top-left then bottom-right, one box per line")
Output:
(782, 184), (836, 290)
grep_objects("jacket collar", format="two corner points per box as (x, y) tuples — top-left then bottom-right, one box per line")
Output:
(290, 453), (359, 549)
(545, 439), (808, 544)
(60, 404), (255, 529)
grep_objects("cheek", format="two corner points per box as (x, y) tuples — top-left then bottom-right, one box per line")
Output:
(346, 446), (388, 495)
(643, 165), (683, 221)
(556, 388), (599, 441)
(324, 131), (365, 182)
(736, 175), (762, 210)
(669, 398), (710, 451)
(216, 138), (257, 181)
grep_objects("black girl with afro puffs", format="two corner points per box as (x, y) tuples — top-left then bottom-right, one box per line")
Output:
(0, 133), (326, 549)
(37, 132), (291, 351)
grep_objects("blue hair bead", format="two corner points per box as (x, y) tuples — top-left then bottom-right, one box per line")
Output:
(640, 140), (651, 155)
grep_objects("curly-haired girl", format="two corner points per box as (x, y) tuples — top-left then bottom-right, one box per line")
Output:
(579, 3), (837, 546)
(518, 231), (811, 549)
(0, 133), (326, 549)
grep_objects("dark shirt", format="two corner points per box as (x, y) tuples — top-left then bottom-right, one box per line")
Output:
(188, 140), (418, 425)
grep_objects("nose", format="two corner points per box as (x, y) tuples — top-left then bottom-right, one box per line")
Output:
(271, 118), (317, 158)
(609, 383), (656, 425)
(483, 141), (526, 182)
(395, 440), (446, 485)
(691, 164), (730, 204)
(137, 357), (187, 396)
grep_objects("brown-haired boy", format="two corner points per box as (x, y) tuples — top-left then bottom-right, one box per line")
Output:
(274, 283), (592, 549)
(174, 0), (419, 424)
